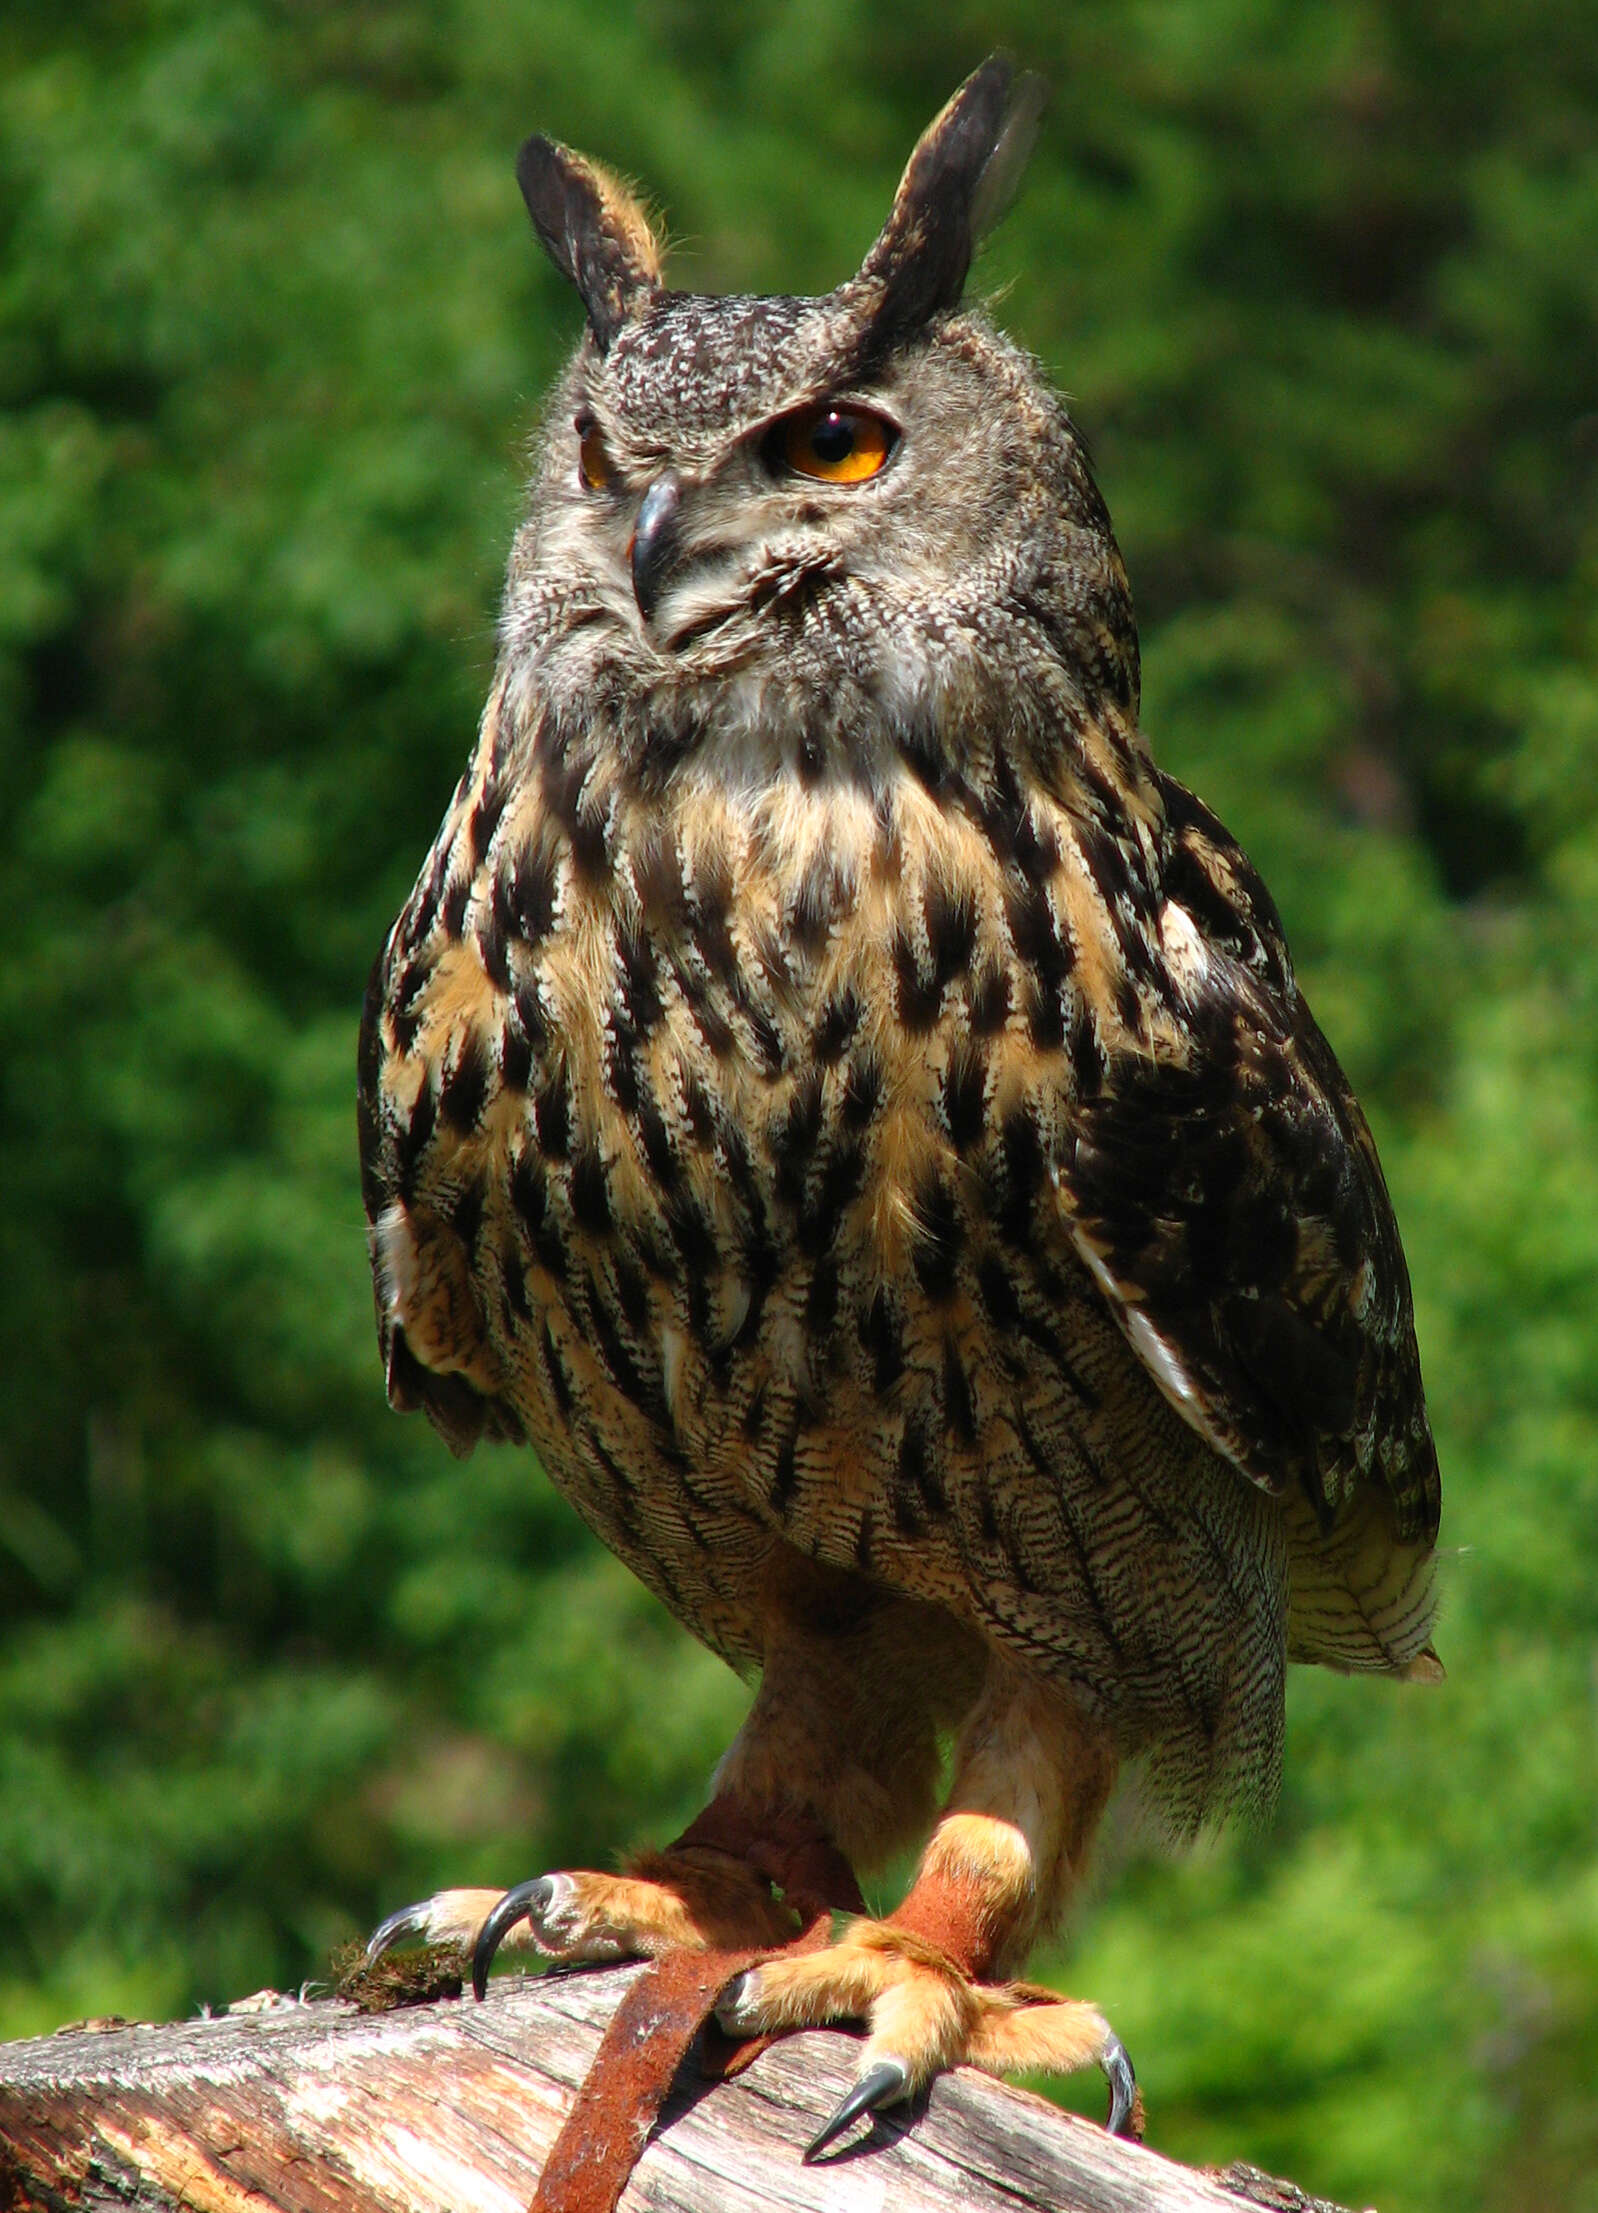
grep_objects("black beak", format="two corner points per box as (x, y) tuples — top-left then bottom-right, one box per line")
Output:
(628, 472), (684, 623)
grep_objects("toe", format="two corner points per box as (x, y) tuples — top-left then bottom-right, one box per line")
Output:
(710, 1936), (887, 2033)
(717, 1923), (975, 2132)
(863, 1951), (975, 2086)
(472, 1871), (639, 1995)
(365, 1886), (509, 1961)
(964, 1989), (1142, 2139)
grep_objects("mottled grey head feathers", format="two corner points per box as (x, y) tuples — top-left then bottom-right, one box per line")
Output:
(518, 56), (1043, 355)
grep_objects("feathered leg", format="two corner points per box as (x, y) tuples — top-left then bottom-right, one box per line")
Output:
(366, 1567), (952, 1980)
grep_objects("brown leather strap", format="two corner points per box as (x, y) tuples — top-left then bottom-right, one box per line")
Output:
(527, 1810), (863, 2213)
(529, 1945), (759, 2213)
(528, 1906), (841, 2211)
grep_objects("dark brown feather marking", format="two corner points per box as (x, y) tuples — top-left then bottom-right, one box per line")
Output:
(533, 1060), (571, 1159)
(968, 959), (1011, 1035)
(941, 1041), (988, 1152)
(910, 1169), (963, 1304)
(440, 1032), (491, 1134)
(570, 1144), (612, 1237)
(814, 984), (861, 1063)
(892, 927), (943, 1033)
(862, 1286), (906, 1394)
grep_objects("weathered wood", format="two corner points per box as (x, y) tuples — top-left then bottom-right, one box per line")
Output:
(0, 1962), (1362, 2213)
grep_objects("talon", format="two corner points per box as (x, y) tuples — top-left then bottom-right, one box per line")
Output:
(471, 1876), (554, 2000)
(1101, 2030), (1141, 2138)
(804, 2056), (911, 2162)
(365, 1902), (433, 1963)
(714, 1969), (760, 2036)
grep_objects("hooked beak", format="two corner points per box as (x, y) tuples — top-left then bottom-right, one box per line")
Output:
(628, 471), (684, 624)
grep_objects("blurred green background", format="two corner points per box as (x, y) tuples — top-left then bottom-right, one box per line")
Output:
(2, 4), (1596, 2207)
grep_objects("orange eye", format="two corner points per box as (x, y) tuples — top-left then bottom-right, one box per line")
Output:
(772, 403), (896, 485)
(577, 417), (614, 490)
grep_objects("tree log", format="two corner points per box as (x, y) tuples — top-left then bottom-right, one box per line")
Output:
(0, 1962), (1363, 2213)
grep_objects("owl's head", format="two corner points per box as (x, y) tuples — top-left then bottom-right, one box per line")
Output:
(507, 59), (1138, 762)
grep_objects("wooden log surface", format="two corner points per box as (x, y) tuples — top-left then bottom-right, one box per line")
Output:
(0, 1960), (1364, 2213)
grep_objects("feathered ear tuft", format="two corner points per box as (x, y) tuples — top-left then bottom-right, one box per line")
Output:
(845, 57), (1044, 357)
(516, 136), (665, 348)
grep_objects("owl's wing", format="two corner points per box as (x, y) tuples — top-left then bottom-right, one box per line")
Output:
(357, 942), (522, 1459)
(1054, 781), (1440, 1546)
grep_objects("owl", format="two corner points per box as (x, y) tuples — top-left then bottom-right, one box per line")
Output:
(359, 58), (1441, 2158)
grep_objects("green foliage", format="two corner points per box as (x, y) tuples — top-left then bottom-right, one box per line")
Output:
(2, 6), (1595, 2207)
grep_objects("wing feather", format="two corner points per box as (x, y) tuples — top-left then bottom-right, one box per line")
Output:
(1054, 777), (1440, 1545)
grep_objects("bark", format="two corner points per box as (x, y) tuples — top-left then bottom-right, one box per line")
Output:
(0, 1960), (1364, 2213)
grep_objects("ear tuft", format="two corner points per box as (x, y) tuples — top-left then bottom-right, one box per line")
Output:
(847, 56), (1045, 356)
(516, 136), (664, 347)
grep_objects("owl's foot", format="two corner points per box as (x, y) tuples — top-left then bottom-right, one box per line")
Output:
(366, 1849), (798, 1991)
(715, 1918), (1140, 2158)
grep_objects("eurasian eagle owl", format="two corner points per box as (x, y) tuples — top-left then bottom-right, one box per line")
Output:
(360, 57), (1441, 2157)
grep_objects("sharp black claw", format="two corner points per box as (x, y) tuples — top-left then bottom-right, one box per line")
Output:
(365, 1903), (428, 1964)
(1102, 2030), (1139, 2137)
(471, 1877), (553, 2001)
(803, 2057), (911, 2162)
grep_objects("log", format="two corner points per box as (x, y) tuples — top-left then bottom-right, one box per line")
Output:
(0, 1960), (1364, 2213)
